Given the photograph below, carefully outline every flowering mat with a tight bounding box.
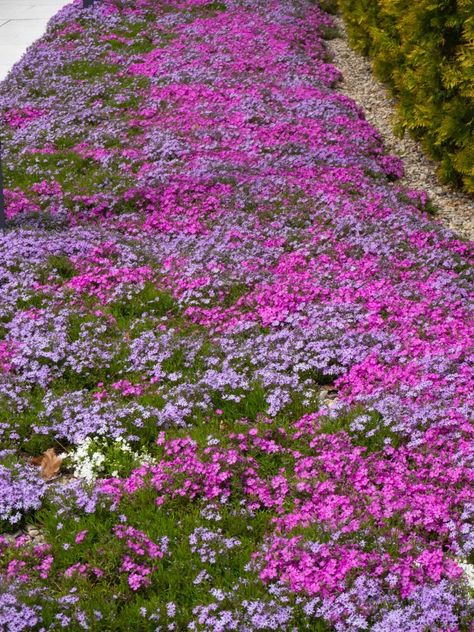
[0,0,473,630]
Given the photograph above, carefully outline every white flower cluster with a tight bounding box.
[65,436,154,483]
[458,559,474,592]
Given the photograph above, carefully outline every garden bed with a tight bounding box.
[0,0,473,629]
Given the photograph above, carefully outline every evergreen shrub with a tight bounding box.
[336,0,474,192]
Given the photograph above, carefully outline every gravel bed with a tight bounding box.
[327,16,474,242]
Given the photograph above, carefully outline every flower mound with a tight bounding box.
[0,0,472,630]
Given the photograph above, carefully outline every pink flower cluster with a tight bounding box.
[114,525,166,590]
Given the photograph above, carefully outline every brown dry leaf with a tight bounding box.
[34,448,62,480]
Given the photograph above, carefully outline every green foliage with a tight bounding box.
[63,60,120,80]
[318,405,403,452]
[29,451,329,631]
[318,0,339,15]
[336,0,474,192]
[108,282,179,329]
[40,255,76,282]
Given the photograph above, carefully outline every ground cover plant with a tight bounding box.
[0,0,473,629]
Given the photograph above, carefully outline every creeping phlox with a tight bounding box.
[0,0,472,629]
[64,436,154,483]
